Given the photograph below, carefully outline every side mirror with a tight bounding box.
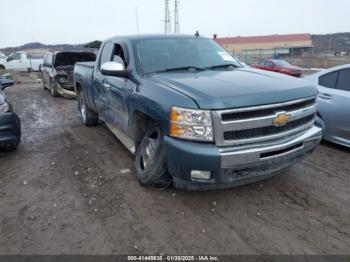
[0,79,14,90]
[6,57,12,62]
[101,62,130,78]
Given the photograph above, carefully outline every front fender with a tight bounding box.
[128,80,198,135]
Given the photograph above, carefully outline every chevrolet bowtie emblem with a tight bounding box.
[273,112,291,126]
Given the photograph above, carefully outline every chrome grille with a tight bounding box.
[212,97,317,147]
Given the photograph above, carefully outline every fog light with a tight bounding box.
[191,170,211,180]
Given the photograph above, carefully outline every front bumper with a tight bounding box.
[165,126,322,190]
[56,83,76,99]
[0,112,21,150]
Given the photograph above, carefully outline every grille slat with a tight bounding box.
[223,115,315,141]
[221,99,316,122]
[213,97,317,146]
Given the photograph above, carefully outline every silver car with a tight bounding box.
[305,64,350,147]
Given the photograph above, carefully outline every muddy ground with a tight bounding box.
[0,80,349,255]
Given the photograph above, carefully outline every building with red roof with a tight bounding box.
[213,33,313,57]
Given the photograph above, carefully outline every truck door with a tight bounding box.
[6,52,26,71]
[42,53,53,86]
[93,42,114,121]
[317,68,350,143]
[105,43,136,132]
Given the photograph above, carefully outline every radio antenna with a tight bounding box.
[135,7,144,75]
[135,7,140,36]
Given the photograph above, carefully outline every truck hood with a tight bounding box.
[147,68,317,110]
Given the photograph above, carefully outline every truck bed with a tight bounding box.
[74,62,96,111]
[75,62,95,68]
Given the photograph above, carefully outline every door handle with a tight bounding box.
[319,93,332,100]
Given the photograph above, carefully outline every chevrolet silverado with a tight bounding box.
[73,34,322,190]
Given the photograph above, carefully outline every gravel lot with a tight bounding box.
[0,80,349,255]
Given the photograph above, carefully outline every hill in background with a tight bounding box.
[0,42,88,55]
[312,32,350,53]
[1,32,350,55]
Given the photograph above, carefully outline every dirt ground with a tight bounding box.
[0,80,349,255]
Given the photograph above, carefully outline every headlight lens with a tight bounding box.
[0,102,10,113]
[170,107,213,141]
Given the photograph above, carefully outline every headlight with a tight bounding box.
[57,76,68,83]
[170,107,213,142]
[0,102,10,113]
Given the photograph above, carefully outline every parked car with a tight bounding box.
[304,64,350,147]
[73,34,322,190]
[0,51,43,71]
[234,57,250,68]
[252,59,303,77]
[0,76,21,151]
[41,51,96,98]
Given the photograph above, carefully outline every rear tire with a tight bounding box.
[134,123,172,189]
[78,91,98,126]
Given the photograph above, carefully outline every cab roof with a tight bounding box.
[105,34,208,42]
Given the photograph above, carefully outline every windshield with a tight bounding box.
[133,37,241,74]
[273,60,292,67]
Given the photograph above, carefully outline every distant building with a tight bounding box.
[214,33,313,58]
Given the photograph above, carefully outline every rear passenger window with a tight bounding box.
[319,71,339,89]
[266,61,274,67]
[336,69,350,92]
[99,42,114,69]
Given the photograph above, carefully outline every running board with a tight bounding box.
[105,123,136,155]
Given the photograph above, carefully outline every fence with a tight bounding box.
[234,48,350,70]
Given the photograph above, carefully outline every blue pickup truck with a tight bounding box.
[73,34,322,190]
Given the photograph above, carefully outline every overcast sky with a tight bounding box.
[0,0,349,48]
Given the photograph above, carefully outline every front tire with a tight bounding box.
[42,74,47,90]
[78,91,98,126]
[134,123,172,188]
[50,80,59,97]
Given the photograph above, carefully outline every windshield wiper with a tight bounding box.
[147,66,206,74]
[207,64,239,70]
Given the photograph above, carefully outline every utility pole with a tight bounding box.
[164,0,171,34]
[328,33,333,53]
[174,0,180,34]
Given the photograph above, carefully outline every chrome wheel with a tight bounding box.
[138,131,159,172]
[80,96,87,124]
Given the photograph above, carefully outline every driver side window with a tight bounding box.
[112,44,127,68]
[12,53,22,60]
[99,42,114,70]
